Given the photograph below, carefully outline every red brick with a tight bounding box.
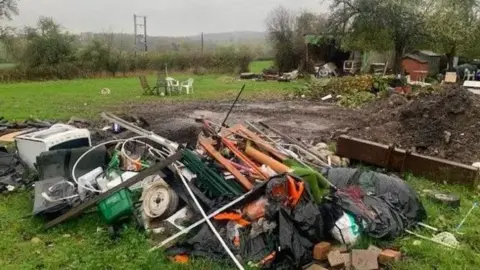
[378,249,402,265]
[342,253,352,268]
[313,242,331,261]
[332,245,348,253]
[328,250,345,268]
[352,249,379,270]
[306,264,328,270]
[367,245,382,255]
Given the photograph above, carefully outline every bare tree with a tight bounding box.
[266,6,297,72]
[0,0,18,20]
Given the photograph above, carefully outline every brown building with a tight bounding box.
[402,54,429,81]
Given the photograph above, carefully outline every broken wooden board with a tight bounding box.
[445,72,457,83]
[336,135,479,187]
[44,150,183,230]
[0,128,37,143]
[199,138,253,190]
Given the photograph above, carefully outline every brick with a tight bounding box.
[328,250,345,268]
[332,245,348,253]
[306,263,328,270]
[378,249,402,265]
[367,245,382,255]
[342,253,352,268]
[313,242,331,261]
[352,249,379,270]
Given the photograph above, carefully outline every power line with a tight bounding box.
[133,14,148,56]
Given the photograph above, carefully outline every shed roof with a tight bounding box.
[418,50,442,57]
[403,54,428,63]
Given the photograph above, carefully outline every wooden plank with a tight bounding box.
[199,139,253,190]
[445,72,457,83]
[336,135,479,187]
[44,150,183,230]
[0,128,37,143]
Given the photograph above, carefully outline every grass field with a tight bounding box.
[0,73,300,120]
[248,60,273,73]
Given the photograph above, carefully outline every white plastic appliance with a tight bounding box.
[15,124,91,169]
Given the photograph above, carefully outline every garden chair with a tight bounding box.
[180,78,194,94]
[155,71,167,95]
[138,75,155,95]
[166,77,180,95]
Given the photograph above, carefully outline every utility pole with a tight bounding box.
[133,14,148,56]
[201,32,204,54]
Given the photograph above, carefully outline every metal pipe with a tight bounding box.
[405,230,458,249]
[258,121,330,167]
[149,189,253,252]
[219,84,246,130]
[172,165,244,270]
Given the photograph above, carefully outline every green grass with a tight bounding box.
[0,192,229,270]
[0,73,301,120]
[352,174,480,270]
[0,63,16,69]
[249,60,273,73]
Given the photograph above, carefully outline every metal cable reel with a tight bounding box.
[142,175,179,219]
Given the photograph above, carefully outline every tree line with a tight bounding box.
[0,2,253,82]
[267,0,480,73]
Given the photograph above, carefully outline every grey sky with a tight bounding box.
[10,0,330,36]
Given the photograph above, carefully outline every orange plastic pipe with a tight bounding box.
[199,139,253,190]
[245,145,291,174]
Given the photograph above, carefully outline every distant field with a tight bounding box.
[0,63,16,69]
[249,60,273,73]
[0,72,300,120]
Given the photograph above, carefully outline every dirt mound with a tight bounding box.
[348,87,480,164]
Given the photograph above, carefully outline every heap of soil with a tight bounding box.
[347,86,480,164]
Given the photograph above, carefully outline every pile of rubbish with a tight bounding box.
[0,111,430,269]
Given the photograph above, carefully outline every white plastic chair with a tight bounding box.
[464,69,476,81]
[166,77,180,95]
[180,78,194,94]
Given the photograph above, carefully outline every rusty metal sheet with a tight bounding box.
[336,135,479,187]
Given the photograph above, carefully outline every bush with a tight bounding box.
[338,90,377,108]
[302,75,385,107]
[0,49,254,82]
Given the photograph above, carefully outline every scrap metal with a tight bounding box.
[336,135,479,187]
[44,150,183,230]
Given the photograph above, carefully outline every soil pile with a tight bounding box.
[348,87,480,164]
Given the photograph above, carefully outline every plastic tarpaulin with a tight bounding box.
[326,168,426,239]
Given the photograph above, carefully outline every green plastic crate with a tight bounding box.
[97,188,134,224]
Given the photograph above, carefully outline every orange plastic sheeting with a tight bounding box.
[245,145,291,174]
[199,139,253,190]
[214,212,251,226]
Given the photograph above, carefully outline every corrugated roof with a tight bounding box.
[403,54,428,63]
[418,50,442,57]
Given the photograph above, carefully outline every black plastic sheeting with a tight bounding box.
[0,150,29,192]
[325,168,426,239]
[167,175,324,270]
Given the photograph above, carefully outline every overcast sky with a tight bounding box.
[9,0,330,36]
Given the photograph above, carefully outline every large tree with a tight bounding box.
[426,0,480,69]
[330,0,431,73]
[266,6,296,72]
[0,0,17,20]
[22,17,77,67]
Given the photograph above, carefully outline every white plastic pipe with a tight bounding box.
[149,190,252,252]
[172,165,244,270]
